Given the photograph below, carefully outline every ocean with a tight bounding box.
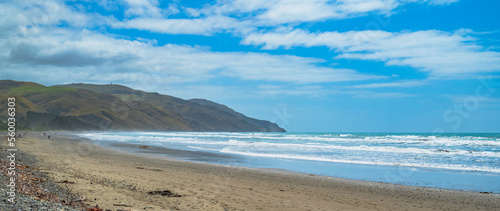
[78,132,500,193]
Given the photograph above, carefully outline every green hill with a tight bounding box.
[0,80,285,132]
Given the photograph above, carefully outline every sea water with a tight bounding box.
[78,132,500,193]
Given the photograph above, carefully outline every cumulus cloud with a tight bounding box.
[242,29,500,77]
[5,0,494,106]
[247,0,456,22]
[218,53,382,83]
[0,0,381,87]
[0,0,89,32]
[7,29,141,67]
[122,0,162,18]
[112,16,244,35]
[200,0,436,24]
[0,0,479,100]
[112,0,459,35]
[1,26,379,88]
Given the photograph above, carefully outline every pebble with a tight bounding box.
[0,143,84,211]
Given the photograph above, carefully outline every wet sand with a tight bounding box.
[11,132,500,210]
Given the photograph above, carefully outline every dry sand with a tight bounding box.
[10,132,500,210]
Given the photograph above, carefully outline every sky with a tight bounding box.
[1,0,500,133]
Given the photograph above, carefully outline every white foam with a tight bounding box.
[78,132,500,174]
[79,133,500,158]
[219,149,500,173]
[217,141,500,158]
[187,146,219,151]
[339,134,353,137]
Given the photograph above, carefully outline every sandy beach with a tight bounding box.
[9,132,500,211]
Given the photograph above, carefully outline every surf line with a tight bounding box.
[6,97,17,203]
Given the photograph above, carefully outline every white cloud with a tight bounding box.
[242,29,395,50]
[0,0,89,32]
[166,3,181,15]
[0,0,380,86]
[348,80,427,88]
[250,0,347,24]
[201,0,429,24]
[111,0,459,35]
[257,84,337,97]
[242,29,500,77]
[202,0,456,24]
[1,26,380,88]
[158,85,254,101]
[218,53,382,83]
[185,7,201,17]
[256,84,416,98]
[0,0,471,101]
[333,0,399,17]
[399,0,458,6]
[122,0,162,18]
[354,92,416,98]
[112,16,244,35]
[421,0,459,6]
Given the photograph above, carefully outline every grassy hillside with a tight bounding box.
[0,80,285,132]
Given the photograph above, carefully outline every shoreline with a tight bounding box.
[8,132,500,210]
[96,135,500,194]
[85,131,500,194]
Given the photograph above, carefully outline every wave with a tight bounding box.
[224,141,500,158]
[219,148,500,174]
[79,132,500,175]
[79,133,500,158]
[81,132,500,146]
[187,146,220,151]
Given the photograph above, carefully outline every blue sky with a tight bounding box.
[1,0,500,132]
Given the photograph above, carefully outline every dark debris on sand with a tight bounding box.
[147,190,182,197]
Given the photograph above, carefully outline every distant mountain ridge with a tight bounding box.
[0,80,285,132]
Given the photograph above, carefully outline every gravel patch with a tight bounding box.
[0,138,86,211]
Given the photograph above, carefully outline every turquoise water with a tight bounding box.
[79,132,500,193]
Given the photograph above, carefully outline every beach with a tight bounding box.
[7,132,500,210]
